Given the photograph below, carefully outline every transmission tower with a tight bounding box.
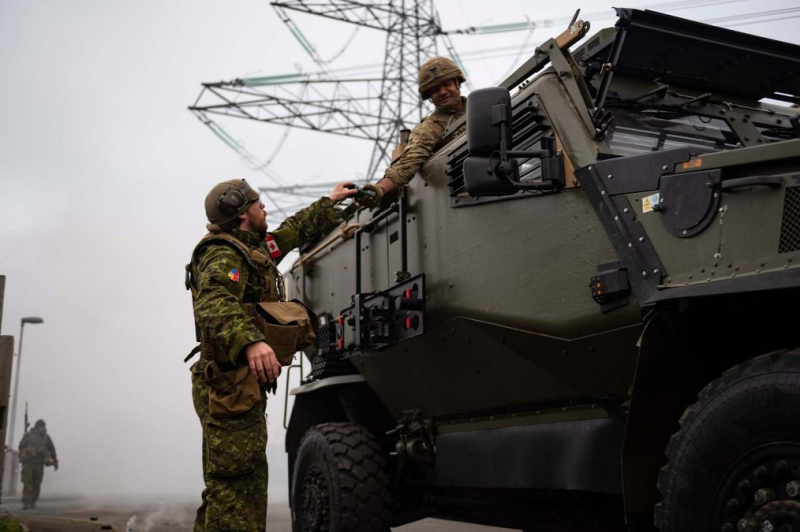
[190,0,469,182]
[188,0,769,202]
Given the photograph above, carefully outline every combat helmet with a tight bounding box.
[418,57,466,101]
[34,419,45,429]
[205,179,261,225]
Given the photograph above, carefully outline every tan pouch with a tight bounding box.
[203,361,261,418]
[253,301,318,366]
[18,447,34,462]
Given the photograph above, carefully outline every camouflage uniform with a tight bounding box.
[19,427,57,509]
[189,196,340,532]
[383,96,467,188]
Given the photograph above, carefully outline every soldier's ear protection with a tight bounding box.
[217,181,255,216]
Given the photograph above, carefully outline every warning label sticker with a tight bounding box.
[642,193,660,214]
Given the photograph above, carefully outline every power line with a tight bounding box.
[248,6,797,84]
[190,110,288,217]
[190,0,797,211]
[725,13,800,28]
[703,7,800,25]
[191,0,440,182]
[441,0,749,35]
[201,2,782,93]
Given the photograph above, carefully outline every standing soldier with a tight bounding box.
[18,419,58,510]
[357,57,467,207]
[186,179,357,531]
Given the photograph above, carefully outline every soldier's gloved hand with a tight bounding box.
[355,183,385,209]
[245,341,281,383]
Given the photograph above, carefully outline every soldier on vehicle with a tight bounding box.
[18,419,58,510]
[358,57,467,207]
[186,178,357,531]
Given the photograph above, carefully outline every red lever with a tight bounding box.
[337,315,345,349]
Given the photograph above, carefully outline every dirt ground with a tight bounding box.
[3,495,513,532]
[4,495,196,532]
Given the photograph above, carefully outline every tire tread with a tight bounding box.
[297,422,391,531]
[654,348,800,531]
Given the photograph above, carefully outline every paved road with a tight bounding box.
[3,496,515,532]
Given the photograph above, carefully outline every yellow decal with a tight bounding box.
[642,193,659,214]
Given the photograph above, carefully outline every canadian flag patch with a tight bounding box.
[266,234,282,258]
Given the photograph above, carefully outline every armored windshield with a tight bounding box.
[576,9,800,157]
[604,103,739,157]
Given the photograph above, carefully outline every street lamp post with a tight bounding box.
[6,317,43,496]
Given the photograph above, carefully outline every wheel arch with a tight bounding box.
[285,376,396,499]
[621,289,800,528]
[291,422,393,531]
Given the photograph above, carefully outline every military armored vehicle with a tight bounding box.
[282,8,800,531]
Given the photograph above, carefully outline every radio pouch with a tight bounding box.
[251,301,318,366]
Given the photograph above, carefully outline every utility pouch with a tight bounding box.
[251,301,318,366]
[18,447,34,462]
[202,361,261,418]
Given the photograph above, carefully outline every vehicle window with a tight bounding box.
[605,107,739,156]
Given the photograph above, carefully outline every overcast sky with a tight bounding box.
[1,0,798,505]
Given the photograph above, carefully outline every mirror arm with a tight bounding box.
[498,113,510,161]
[483,96,562,193]
[496,116,556,159]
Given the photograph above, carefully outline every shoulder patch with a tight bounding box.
[266,234,282,258]
[228,269,240,282]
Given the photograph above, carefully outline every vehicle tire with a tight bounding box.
[655,349,800,532]
[291,422,391,532]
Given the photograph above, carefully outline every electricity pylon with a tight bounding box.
[189,0,467,183]
[188,0,759,201]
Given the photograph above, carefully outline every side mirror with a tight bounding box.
[464,157,519,196]
[465,88,517,195]
[463,87,564,197]
[467,88,513,156]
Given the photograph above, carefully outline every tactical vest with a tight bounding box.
[187,230,285,304]
[19,433,53,464]
[186,230,317,417]
[413,103,466,157]
[431,100,467,149]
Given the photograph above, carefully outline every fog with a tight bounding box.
[1,0,797,507]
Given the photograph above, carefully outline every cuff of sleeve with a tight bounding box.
[228,329,266,365]
[383,169,405,188]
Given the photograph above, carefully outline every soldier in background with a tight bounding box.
[18,419,58,510]
[358,57,467,207]
[186,179,356,531]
